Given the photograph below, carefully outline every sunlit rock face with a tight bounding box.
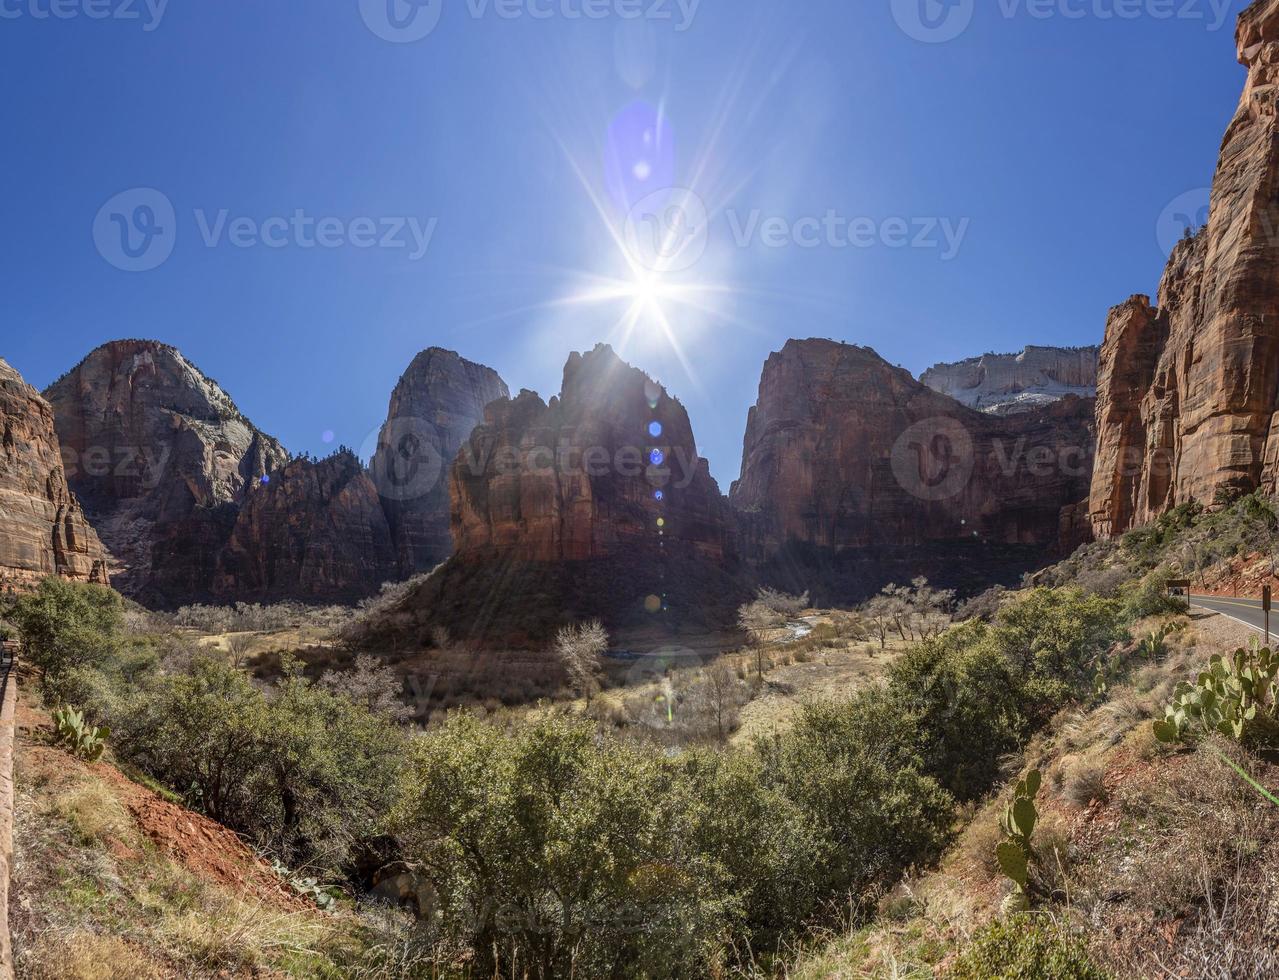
[370,345,751,646]
[370,348,509,577]
[44,340,291,603]
[1090,0,1279,537]
[921,346,1099,415]
[730,340,1095,592]
[0,357,109,590]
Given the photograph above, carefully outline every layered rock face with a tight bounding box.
[731,340,1095,573]
[0,358,109,590]
[369,348,508,576]
[214,451,399,603]
[1090,0,1279,537]
[44,340,510,607]
[44,341,291,603]
[921,346,1099,414]
[381,345,749,644]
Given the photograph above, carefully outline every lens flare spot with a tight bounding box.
[648,421,663,438]
[650,450,665,466]
[654,490,664,502]
[645,594,662,614]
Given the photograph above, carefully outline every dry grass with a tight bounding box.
[24,932,167,980]
[51,778,135,847]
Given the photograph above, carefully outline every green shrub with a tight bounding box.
[884,624,1027,802]
[947,915,1109,979]
[115,657,404,869]
[756,697,956,906]
[4,578,124,697]
[390,714,735,978]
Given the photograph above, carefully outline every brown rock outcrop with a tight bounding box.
[731,340,1095,591]
[374,345,750,645]
[369,348,508,576]
[214,451,399,603]
[0,358,108,590]
[921,346,1099,414]
[1091,0,1279,536]
[44,341,291,603]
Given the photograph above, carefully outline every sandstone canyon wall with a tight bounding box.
[374,345,750,645]
[0,358,108,590]
[1091,0,1279,537]
[44,340,506,606]
[731,340,1095,597]
[369,348,509,576]
[921,346,1099,414]
[44,341,292,603]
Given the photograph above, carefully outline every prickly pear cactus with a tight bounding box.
[1153,646,1279,748]
[996,769,1041,913]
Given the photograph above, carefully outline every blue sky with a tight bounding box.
[1,0,1247,485]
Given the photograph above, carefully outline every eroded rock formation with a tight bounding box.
[214,451,399,603]
[44,341,291,603]
[370,348,508,576]
[1090,0,1279,537]
[731,340,1095,593]
[921,346,1099,414]
[0,357,108,590]
[43,340,511,606]
[374,345,750,645]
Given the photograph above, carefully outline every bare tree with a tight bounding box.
[225,633,256,670]
[554,620,609,703]
[699,661,741,741]
[737,600,779,680]
[320,654,414,722]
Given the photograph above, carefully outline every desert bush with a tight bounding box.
[320,653,413,722]
[114,656,404,869]
[947,915,1110,979]
[755,697,956,907]
[755,587,810,618]
[390,714,735,978]
[4,578,124,697]
[1064,760,1108,808]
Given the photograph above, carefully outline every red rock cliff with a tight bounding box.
[214,451,399,604]
[369,348,508,576]
[0,357,109,590]
[1091,0,1279,536]
[373,345,749,645]
[44,341,291,603]
[731,340,1095,558]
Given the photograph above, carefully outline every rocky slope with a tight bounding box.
[921,345,1099,414]
[44,341,291,603]
[0,358,109,589]
[731,340,1095,596]
[1091,0,1279,537]
[370,345,750,645]
[369,348,509,576]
